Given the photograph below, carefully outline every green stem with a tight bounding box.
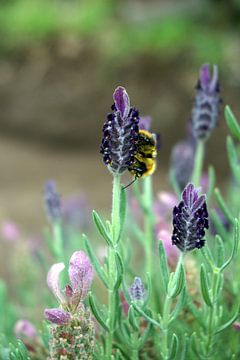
[53,221,64,262]
[106,175,122,359]
[143,176,155,283]
[162,254,184,359]
[192,140,205,187]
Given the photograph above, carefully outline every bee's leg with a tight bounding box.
[123,176,138,190]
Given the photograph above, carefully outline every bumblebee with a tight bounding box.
[125,129,157,188]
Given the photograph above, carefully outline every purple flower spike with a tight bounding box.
[44,308,71,325]
[139,116,152,131]
[129,277,146,302]
[44,181,61,222]
[192,64,221,140]
[69,251,93,300]
[172,183,209,252]
[47,263,66,304]
[100,86,139,174]
[14,320,37,339]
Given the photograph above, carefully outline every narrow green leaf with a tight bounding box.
[201,245,215,270]
[168,333,179,360]
[225,105,240,141]
[92,210,113,247]
[89,293,109,332]
[211,209,229,243]
[114,251,124,291]
[83,234,108,288]
[214,188,234,225]
[187,297,205,328]
[158,240,170,293]
[220,218,239,271]
[200,264,212,307]
[215,305,240,334]
[227,136,240,184]
[207,165,215,200]
[169,288,186,323]
[216,235,225,268]
[169,264,185,299]
[143,272,152,307]
[132,304,161,328]
[169,169,181,198]
[128,305,139,331]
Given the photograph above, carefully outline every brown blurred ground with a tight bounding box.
[0,40,238,232]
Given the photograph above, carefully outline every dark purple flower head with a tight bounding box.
[170,140,195,190]
[44,181,61,223]
[192,64,221,140]
[100,86,139,174]
[172,184,209,252]
[129,277,145,302]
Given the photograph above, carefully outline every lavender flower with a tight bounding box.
[100,86,139,174]
[170,140,195,190]
[44,181,61,222]
[192,64,221,140]
[45,251,93,321]
[129,277,146,302]
[172,183,209,252]
[45,251,95,358]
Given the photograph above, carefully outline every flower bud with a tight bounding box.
[69,251,93,300]
[129,277,146,302]
[44,308,71,325]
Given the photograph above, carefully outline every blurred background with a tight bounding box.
[0,0,239,231]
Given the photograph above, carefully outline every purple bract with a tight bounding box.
[172,183,209,252]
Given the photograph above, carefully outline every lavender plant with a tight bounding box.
[2,65,240,360]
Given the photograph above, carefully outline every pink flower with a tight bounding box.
[1,221,20,243]
[14,320,37,339]
[158,229,179,267]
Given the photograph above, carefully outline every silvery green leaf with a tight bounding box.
[214,188,234,225]
[114,251,124,291]
[92,210,113,247]
[168,333,179,360]
[158,240,170,293]
[216,235,225,268]
[225,105,240,141]
[83,234,108,288]
[227,136,240,184]
[169,264,185,299]
[220,218,239,271]
[200,264,212,307]
[215,305,240,334]
[128,305,139,331]
[89,292,109,332]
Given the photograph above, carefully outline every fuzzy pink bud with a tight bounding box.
[68,251,93,300]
